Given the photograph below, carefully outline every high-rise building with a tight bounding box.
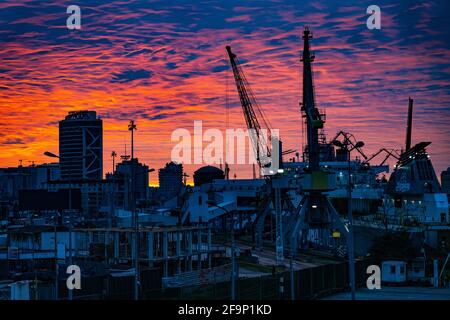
[59,111,103,181]
[442,167,450,195]
[158,162,183,199]
[114,158,149,208]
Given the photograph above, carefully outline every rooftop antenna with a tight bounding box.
[183,172,189,185]
[121,143,130,161]
[128,120,137,160]
[111,151,117,173]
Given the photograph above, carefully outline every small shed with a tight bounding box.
[382,261,407,283]
[407,257,426,281]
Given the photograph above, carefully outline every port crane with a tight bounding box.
[226,45,277,171]
[225,46,297,172]
[226,28,349,266]
[226,45,299,264]
[285,28,349,259]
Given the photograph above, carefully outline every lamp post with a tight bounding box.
[331,139,364,300]
[52,212,60,300]
[207,201,237,300]
[45,152,64,300]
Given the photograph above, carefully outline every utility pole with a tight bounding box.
[347,147,356,300]
[231,211,236,301]
[128,120,136,161]
[54,214,58,300]
[111,151,117,174]
[274,186,284,266]
[206,201,237,300]
[68,182,73,300]
[290,254,294,300]
[111,151,117,231]
[331,137,363,301]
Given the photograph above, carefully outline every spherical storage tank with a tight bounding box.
[193,166,225,186]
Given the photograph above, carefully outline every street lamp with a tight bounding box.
[331,139,364,300]
[207,200,237,301]
[44,151,73,300]
[51,212,61,300]
[44,151,60,159]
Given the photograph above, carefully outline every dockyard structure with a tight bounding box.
[387,100,449,225]
[1,27,450,300]
[0,225,213,280]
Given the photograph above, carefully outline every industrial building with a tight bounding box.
[193,166,225,186]
[114,158,150,205]
[0,163,60,218]
[0,26,449,301]
[158,162,183,200]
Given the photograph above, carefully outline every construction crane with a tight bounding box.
[226,45,289,264]
[364,148,400,166]
[226,46,274,171]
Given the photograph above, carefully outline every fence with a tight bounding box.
[30,259,371,300]
[162,264,231,288]
[142,259,372,300]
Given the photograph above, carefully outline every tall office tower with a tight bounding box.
[115,158,150,207]
[59,111,103,181]
[158,161,183,199]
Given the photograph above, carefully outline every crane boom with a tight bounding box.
[226,46,272,169]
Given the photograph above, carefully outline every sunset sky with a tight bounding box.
[0,0,449,185]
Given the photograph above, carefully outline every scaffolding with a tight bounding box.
[71,225,213,278]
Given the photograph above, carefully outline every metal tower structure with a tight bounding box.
[226,45,273,169]
[285,28,348,257]
[226,45,288,264]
